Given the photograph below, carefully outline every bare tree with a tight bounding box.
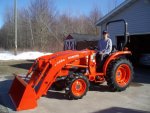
[2,8,14,49]
[29,0,59,51]
[26,9,34,50]
[87,5,102,35]
[0,0,102,52]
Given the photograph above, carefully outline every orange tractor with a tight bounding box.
[9,19,133,111]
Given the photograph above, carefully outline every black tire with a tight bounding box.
[65,73,89,99]
[106,58,133,91]
[51,80,66,91]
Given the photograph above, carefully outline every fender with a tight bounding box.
[103,51,132,75]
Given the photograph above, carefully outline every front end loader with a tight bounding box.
[9,19,134,111]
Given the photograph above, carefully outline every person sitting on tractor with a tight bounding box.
[97,30,112,69]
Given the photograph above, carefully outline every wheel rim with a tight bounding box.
[71,79,87,97]
[115,64,131,87]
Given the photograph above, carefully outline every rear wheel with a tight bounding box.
[65,73,89,99]
[106,58,133,91]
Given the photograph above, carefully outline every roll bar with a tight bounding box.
[105,19,128,50]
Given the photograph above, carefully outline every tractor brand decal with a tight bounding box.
[68,55,79,59]
[55,59,65,66]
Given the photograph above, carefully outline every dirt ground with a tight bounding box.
[0,60,150,113]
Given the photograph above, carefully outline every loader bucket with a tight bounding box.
[9,75,37,111]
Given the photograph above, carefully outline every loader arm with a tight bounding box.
[9,50,93,110]
[35,50,93,98]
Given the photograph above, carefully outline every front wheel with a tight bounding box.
[65,73,89,99]
[106,58,133,91]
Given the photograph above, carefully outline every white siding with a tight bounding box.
[100,0,150,45]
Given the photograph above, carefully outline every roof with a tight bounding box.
[96,0,137,26]
[66,33,99,42]
[65,34,74,40]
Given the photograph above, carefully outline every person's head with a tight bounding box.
[102,30,109,39]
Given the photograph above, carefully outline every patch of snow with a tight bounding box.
[0,51,52,60]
